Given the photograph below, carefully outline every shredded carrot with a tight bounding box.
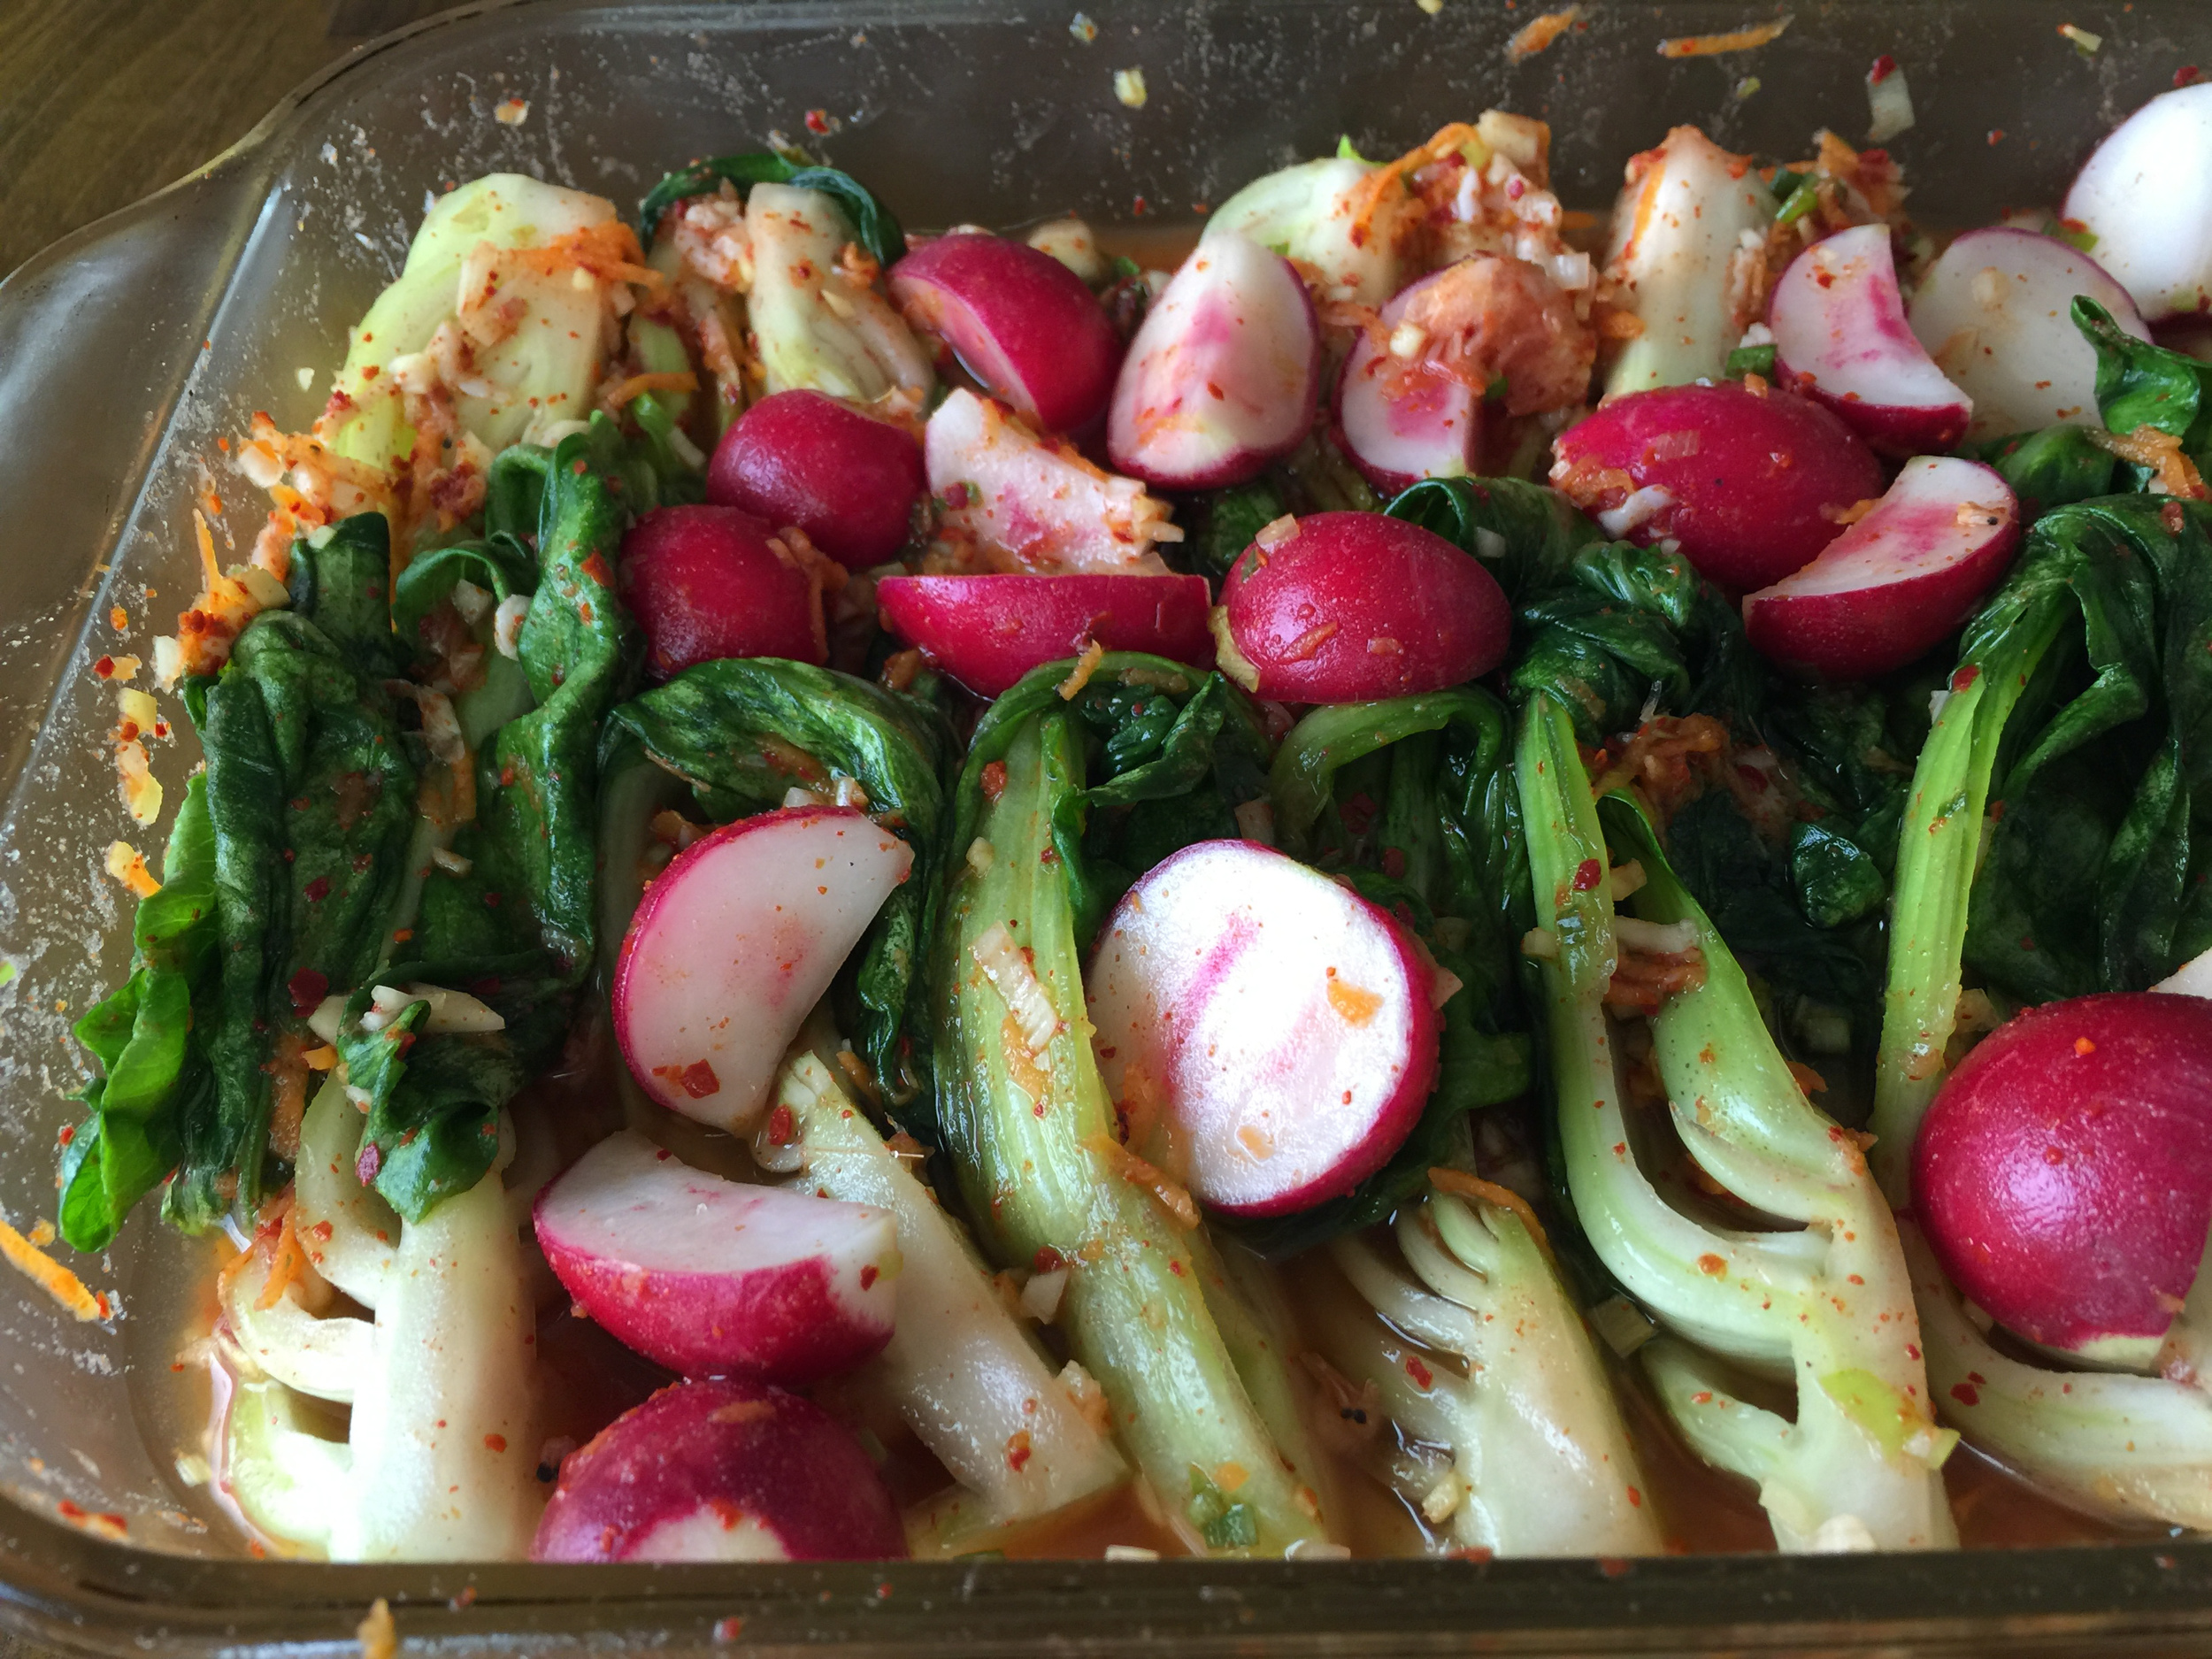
[0,1217,106,1321]
[2085,424,2208,500]
[1427,1167,1556,1261]
[1507,5,1583,62]
[1057,639,1106,701]
[1348,121,1488,244]
[1083,1133,1200,1229]
[1657,18,1792,58]
[254,1208,306,1311]
[603,370,699,410]
[104,841,160,899]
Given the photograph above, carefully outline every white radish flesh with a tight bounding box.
[2062,83,2212,322]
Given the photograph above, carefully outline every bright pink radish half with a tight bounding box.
[1216,511,1510,702]
[1742,456,2018,680]
[2062,83,2212,322]
[705,390,925,569]
[876,572,1212,695]
[1914,993,2212,1369]
[533,1378,907,1562]
[1106,232,1321,489]
[1338,257,1594,494]
[620,505,826,679]
[1770,223,1972,455]
[534,1132,898,1383]
[1086,840,1440,1217]
[1550,383,1882,594]
[889,233,1124,434]
[1909,227,2150,439]
[614,806,912,1132]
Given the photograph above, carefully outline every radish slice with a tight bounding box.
[1742,456,2019,680]
[1909,227,2151,439]
[2062,83,2212,323]
[1770,223,1972,455]
[532,1378,908,1562]
[1106,232,1321,489]
[876,572,1213,695]
[613,805,913,1133]
[534,1131,899,1384]
[1085,840,1441,1218]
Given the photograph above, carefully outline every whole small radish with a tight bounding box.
[876,572,1213,695]
[1213,512,1509,703]
[1742,456,2020,679]
[890,232,1124,434]
[620,504,829,678]
[533,1378,908,1562]
[1915,992,2212,1371]
[706,390,924,569]
[1550,382,1882,594]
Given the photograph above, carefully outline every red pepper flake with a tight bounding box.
[483,891,502,908]
[1696,1252,1727,1276]
[1868,52,1898,83]
[860,1263,879,1289]
[2179,65,2203,88]
[1033,1245,1067,1273]
[1627,1486,1643,1508]
[2074,1036,2097,1056]
[2163,501,2188,534]
[1168,1257,1186,1277]
[1340,793,1378,838]
[1571,857,1603,891]
[484,1433,508,1453]
[1950,664,1981,693]
[1131,194,1148,216]
[765,1102,796,1146]
[1599,1557,1633,1580]
[1404,1355,1434,1389]
[303,877,331,902]
[980,759,1008,803]
[1987,128,2007,146]
[581,550,612,588]
[357,1143,382,1183]
[287,968,329,1018]
[57,1124,76,1148]
[803,108,833,135]
[1380,845,1407,879]
[1950,1380,1980,1407]
[93,656,116,679]
[652,1059,722,1099]
[1005,1429,1033,1471]
[712,1617,746,1643]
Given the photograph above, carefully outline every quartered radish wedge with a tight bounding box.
[876,572,1213,695]
[2062,82,2212,322]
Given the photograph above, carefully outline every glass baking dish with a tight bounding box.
[3,0,2210,1649]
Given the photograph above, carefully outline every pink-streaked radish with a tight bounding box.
[613,806,912,1133]
[534,1132,898,1384]
[1914,993,2212,1370]
[1909,227,2151,439]
[1549,383,1882,595]
[1337,257,1594,494]
[889,234,1124,434]
[2062,83,2212,322]
[532,1378,908,1562]
[705,391,925,570]
[1085,840,1441,1217]
[1213,512,1509,702]
[926,388,1178,574]
[1742,456,2018,679]
[1105,232,1321,489]
[1770,223,1972,455]
[876,572,1212,696]
[619,505,827,679]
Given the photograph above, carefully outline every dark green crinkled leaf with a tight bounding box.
[1960,426,2120,521]
[337,991,529,1221]
[1182,479,1286,580]
[2076,296,2212,460]
[638,153,905,271]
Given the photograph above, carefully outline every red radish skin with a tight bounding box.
[889,233,1124,434]
[876,572,1213,696]
[2062,82,2212,322]
[534,1132,898,1384]
[614,806,912,1133]
[1107,232,1321,489]
[620,505,826,679]
[705,391,925,570]
[1214,512,1511,702]
[1742,456,2019,680]
[1086,840,1441,1217]
[1913,993,2212,1368]
[532,1378,907,1563]
[1770,223,1973,455]
[1549,383,1882,594]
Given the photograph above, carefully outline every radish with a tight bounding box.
[619,504,827,679]
[926,388,1177,575]
[705,390,925,570]
[1909,227,2151,440]
[1742,456,2019,680]
[534,1132,898,1383]
[1550,381,1882,595]
[1106,232,1321,489]
[876,572,1212,696]
[889,232,1125,434]
[1770,223,1972,455]
[1085,840,1441,1217]
[1206,156,1420,307]
[613,805,913,1133]
[532,1377,908,1562]
[1214,511,1509,703]
[1914,992,2212,1371]
[2062,83,2212,322]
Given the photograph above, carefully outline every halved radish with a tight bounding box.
[532,1378,908,1562]
[2062,83,2212,323]
[1550,382,1883,595]
[534,1132,898,1383]
[1909,227,2151,440]
[1742,456,2019,680]
[620,505,827,678]
[706,390,925,570]
[613,805,913,1132]
[1085,840,1441,1217]
[1770,223,1972,455]
[1105,232,1321,489]
[1214,511,1509,702]
[876,572,1212,696]
[927,388,1177,574]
